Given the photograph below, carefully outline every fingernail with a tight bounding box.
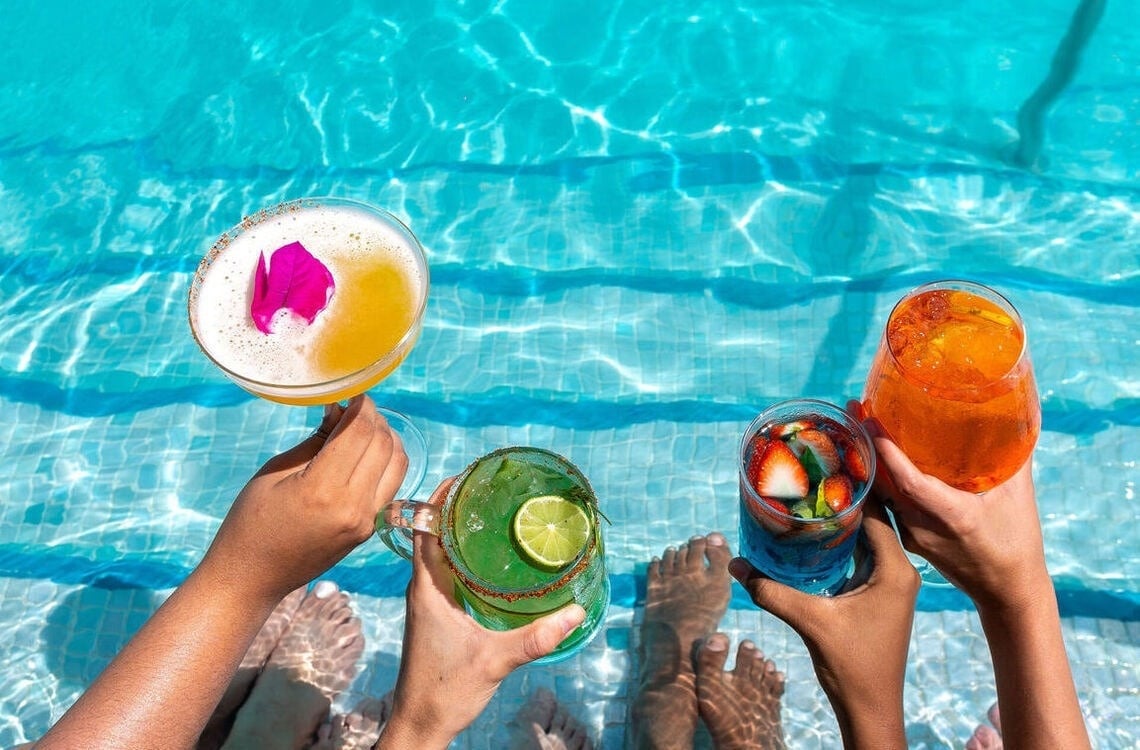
[312,580,338,599]
[727,558,749,579]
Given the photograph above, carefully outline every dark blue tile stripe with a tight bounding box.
[1,546,1136,620]
[1,131,1137,197]
[1,373,1138,437]
[1,259,1137,312]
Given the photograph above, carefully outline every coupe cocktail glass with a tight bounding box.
[188,197,430,496]
[378,447,610,663]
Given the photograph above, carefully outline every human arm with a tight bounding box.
[35,395,408,750]
[374,478,587,750]
[730,499,919,750]
[871,436,1091,750]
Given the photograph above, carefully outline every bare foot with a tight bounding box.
[198,587,307,750]
[695,635,785,750]
[630,533,732,750]
[966,702,1003,750]
[221,581,365,750]
[308,693,392,750]
[508,687,594,750]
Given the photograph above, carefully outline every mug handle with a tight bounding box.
[376,500,443,560]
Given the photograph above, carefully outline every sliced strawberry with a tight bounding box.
[768,419,813,439]
[816,474,853,515]
[748,439,810,500]
[840,438,871,483]
[743,495,794,532]
[762,497,790,515]
[744,435,770,490]
[789,428,841,482]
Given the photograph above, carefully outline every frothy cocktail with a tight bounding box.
[189,198,429,405]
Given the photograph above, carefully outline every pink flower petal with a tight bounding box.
[250,241,335,334]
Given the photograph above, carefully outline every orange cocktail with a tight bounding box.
[189,198,429,406]
[862,280,1040,493]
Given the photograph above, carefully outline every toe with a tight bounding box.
[695,632,731,679]
[734,640,758,681]
[764,661,786,698]
[703,532,732,570]
[987,702,1002,734]
[683,535,708,569]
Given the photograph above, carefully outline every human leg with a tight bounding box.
[629,533,732,750]
[221,581,364,750]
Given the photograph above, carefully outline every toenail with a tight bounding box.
[704,635,728,651]
[312,580,338,598]
[707,532,725,545]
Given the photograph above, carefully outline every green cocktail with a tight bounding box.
[378,446,609,663]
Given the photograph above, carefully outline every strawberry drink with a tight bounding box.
[738,399,876,595]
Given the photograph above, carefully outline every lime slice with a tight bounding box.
[511,494,592,571]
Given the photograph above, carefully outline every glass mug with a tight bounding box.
[738,399,876,595]
[378,446,610,663]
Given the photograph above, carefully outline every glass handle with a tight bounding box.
[376,500,442,560]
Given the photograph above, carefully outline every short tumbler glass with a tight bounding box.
[738,399,876,595]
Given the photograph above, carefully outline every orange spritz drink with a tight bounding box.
[862,280,1040,493]
[189,197,429,406]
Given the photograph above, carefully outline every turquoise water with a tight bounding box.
[2,0,1138,747]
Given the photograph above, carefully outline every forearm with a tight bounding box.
[813,658,908,750]
[36,567,279,750]
[975,573,1090,750]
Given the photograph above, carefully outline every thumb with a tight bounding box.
[502,603,586,669]
[729,557,819,636]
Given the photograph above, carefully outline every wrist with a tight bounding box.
[375,713,456,750]
[834,705,908,750]
[823,683,907,750]
[969,565,1055,620]
[190,552,289,614]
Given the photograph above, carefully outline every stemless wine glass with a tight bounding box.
[188,197,430,497]
[863,280,1041,584]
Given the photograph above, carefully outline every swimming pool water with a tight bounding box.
[2,1,1138,747]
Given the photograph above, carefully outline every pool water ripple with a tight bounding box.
[3,0,1139,746]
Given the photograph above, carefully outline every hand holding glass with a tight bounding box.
[862,280,1040,493]
[188,197,430,496]
[862,280,1041,585]
[738,399,875,596]
[378,447,610,663]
